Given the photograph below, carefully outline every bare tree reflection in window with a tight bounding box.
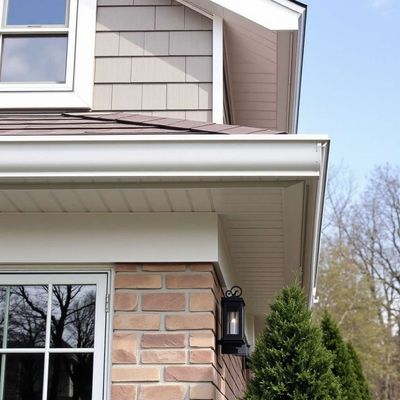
[49,285,96,400]
[7,286,48,348]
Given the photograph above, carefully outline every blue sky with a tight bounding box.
[298,0,400,182]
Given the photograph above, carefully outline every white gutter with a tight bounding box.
[0,134,328,180]
[308,140,330,308]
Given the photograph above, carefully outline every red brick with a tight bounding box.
[111,384,136,400]
[112,366,160,382]
[139,385,185,400]
[189,331,215,348]
[142,293,185,311]
[114,292,138,311]
[189,349,215,364]
[166,313,214,331]
[112,332,137,363]
[143,263,187,272]
[141,350,185,364]
[166,273,214,289]
[189,292,215,312]
[115,274,162,289]
[165,366,214,382]
[189,383,215,399]
[141,333,185,348]
[115,263,139,272]
[114,313,160,330]
[190,264,214,272]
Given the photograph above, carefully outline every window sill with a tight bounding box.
[0,90,92,109]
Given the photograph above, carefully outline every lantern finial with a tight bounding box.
[225,286,242,297]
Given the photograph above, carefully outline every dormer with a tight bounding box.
[0,0,306,133]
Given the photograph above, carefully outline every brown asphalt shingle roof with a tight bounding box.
[0,112,286,136]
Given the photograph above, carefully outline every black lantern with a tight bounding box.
[219,286,246,355]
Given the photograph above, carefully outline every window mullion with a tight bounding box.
[0,27,69,34]
[41,283,53,400]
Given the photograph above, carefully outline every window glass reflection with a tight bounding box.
[7,286,47,348]
[48,354,93,400]
[0,287,5,346]
[0,36,68,83]
[6,0,68,26]
[51,285,96,348]
[2,353,44,400]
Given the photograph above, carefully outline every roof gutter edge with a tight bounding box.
[0,135,329,181]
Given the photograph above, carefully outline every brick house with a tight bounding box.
[0,1,328,400]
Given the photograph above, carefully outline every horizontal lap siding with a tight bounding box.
[94,1,213,122]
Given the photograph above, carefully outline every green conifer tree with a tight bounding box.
[320,312,360,399]
[243,284,341,400]
[346,342,372,400]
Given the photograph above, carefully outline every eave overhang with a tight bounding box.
[178,0,306,31]
[0,133,328,315]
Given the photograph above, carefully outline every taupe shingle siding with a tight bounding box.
[94,2,213,121]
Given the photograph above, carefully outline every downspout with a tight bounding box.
[308,140,330,308]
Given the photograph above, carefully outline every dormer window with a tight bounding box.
[0,0,96,109]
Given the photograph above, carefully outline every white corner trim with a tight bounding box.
[0,135,329,179]
[212,15,224,124]
[289,11,306,133]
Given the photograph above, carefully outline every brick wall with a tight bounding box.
[94,0,213,122]
[111,263,247,400]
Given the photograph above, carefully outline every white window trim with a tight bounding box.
[0,270,110,400]
[0,0,96,109]
[212,15,223,124]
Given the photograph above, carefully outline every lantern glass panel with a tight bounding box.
[227,310,239,335]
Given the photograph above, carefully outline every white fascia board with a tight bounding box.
[0,134,329,180]
[177,0,305,30]
[289,10,307,133]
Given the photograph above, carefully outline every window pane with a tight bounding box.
[51,285,96,348]
[48,353,93,400]
[0,287,5,346]
[0,36,68,83]
[6,0,68,25]
[1,353,44,400]
[7,286,47,348]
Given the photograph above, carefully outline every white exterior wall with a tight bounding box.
[94,0,213,122]
[0,213,218,263]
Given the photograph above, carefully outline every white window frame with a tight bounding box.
[0,271,109,400]
[0,0,96,109]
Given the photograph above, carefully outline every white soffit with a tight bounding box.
[0,185,303,317]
